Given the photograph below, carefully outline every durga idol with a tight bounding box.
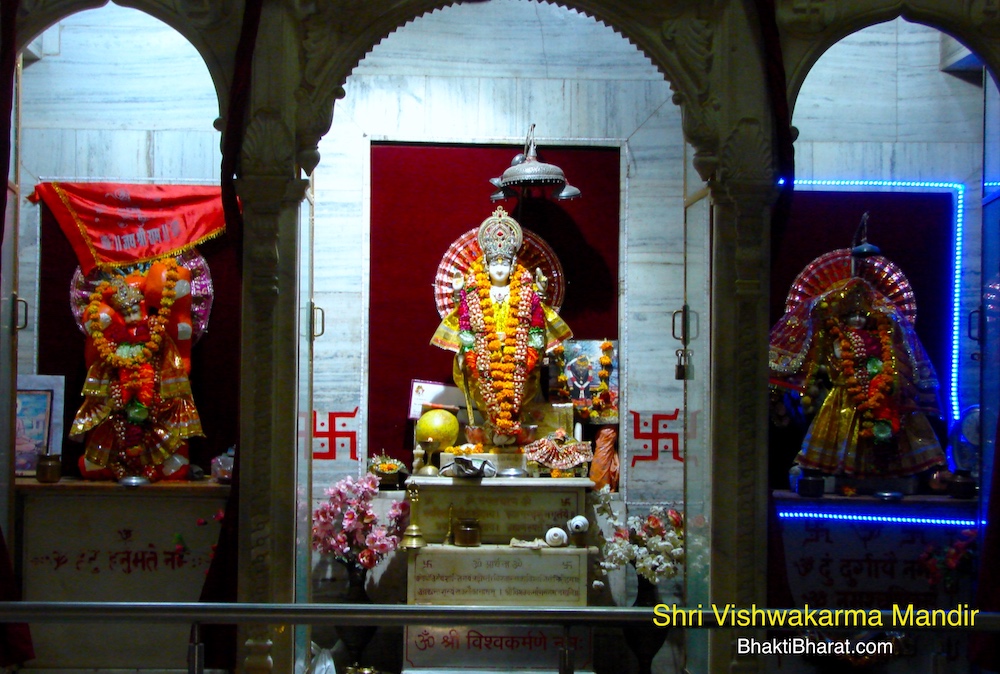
[432,206,572,447]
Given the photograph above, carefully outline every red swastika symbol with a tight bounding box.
[629,409,682,467]
[313,408,360,460]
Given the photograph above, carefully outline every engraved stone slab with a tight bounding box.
[403,624,592,671]
[407,545,589,606]
[18,482,229,669]
[407,476,593,543]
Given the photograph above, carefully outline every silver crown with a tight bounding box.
[477,206,523,263]
[110,278,143,312]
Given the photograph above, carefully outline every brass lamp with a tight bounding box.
[400,480,426,549]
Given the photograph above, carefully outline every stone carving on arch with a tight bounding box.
[779,0,1000,107]
[13,0,238,123]
[568,1,723,180]
[292,0,721,181]
[719,117,775,197]
[293,0,449,175]
[243,110,297,177]
[14,0,109,49]
[659,15,719,181]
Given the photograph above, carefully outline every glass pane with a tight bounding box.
[295,176,316,671]
[1,181,16,538]
[981,71,1000,523]
[683,190,711,673]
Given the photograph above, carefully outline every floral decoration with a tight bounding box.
[593,485,684,585]
[588,340,617,419]
[86,256,179,373]
[918,528,976,593]
[367,454,405,475]
[457,259,544,436]
[549,344,571,403]
[826,311,899,442]
[312,473,410,571]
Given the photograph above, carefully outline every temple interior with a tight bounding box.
[3,1,1000,673]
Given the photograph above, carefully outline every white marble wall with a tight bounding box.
[793,18,985,421]
[15,5,221,373]
[311,0,690,506]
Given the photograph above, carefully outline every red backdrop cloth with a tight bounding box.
[29,182,226,275]
[369,143,620,462]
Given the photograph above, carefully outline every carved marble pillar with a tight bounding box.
[708,180,774,674]
[236,174,309,672]
[230,0,312,668]
[700,7,779,672]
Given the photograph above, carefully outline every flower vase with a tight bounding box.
[335,564,376,667]
[622,574,668,674]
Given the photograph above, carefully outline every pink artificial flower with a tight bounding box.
[366,528,394,554]
[341,508,359,531]
[312,475,408,570]
[389,500,409,521]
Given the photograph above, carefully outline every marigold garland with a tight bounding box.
[826,311,898,441]
[590,339,616,416]
[85,257,180,376]
[550,344,571,403]
[459,259,542,436]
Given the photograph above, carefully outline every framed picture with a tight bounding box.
[16,374,65,475]
[549,339,619,424]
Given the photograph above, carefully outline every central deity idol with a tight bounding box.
[432,207,572,447]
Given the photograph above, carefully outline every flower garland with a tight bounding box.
[827,311,898,441]
[458,260,543,436]
[590,340,616,416]
[549,344,571,403]
[85,256,180,372]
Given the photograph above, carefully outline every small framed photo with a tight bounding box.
[16,374,65,475]
[549,339,619,424]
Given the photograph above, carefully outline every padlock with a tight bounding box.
[675,348,689,381]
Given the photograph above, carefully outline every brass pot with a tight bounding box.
[453,518,481,547]
[36,455,62,484]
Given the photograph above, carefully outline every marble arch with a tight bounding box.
[11,0,238,119]
[293,0,734,181]
[778,0,1000,106]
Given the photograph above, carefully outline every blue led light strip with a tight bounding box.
[792,179,965,424]
[777,509,979,528]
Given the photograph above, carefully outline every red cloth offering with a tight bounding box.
[29,182,225,274]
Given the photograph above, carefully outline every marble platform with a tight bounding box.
[405,476,593,544]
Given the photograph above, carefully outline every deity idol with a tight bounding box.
[770,269,945,478]
[70,256,204,481]
[432,207,572,446]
